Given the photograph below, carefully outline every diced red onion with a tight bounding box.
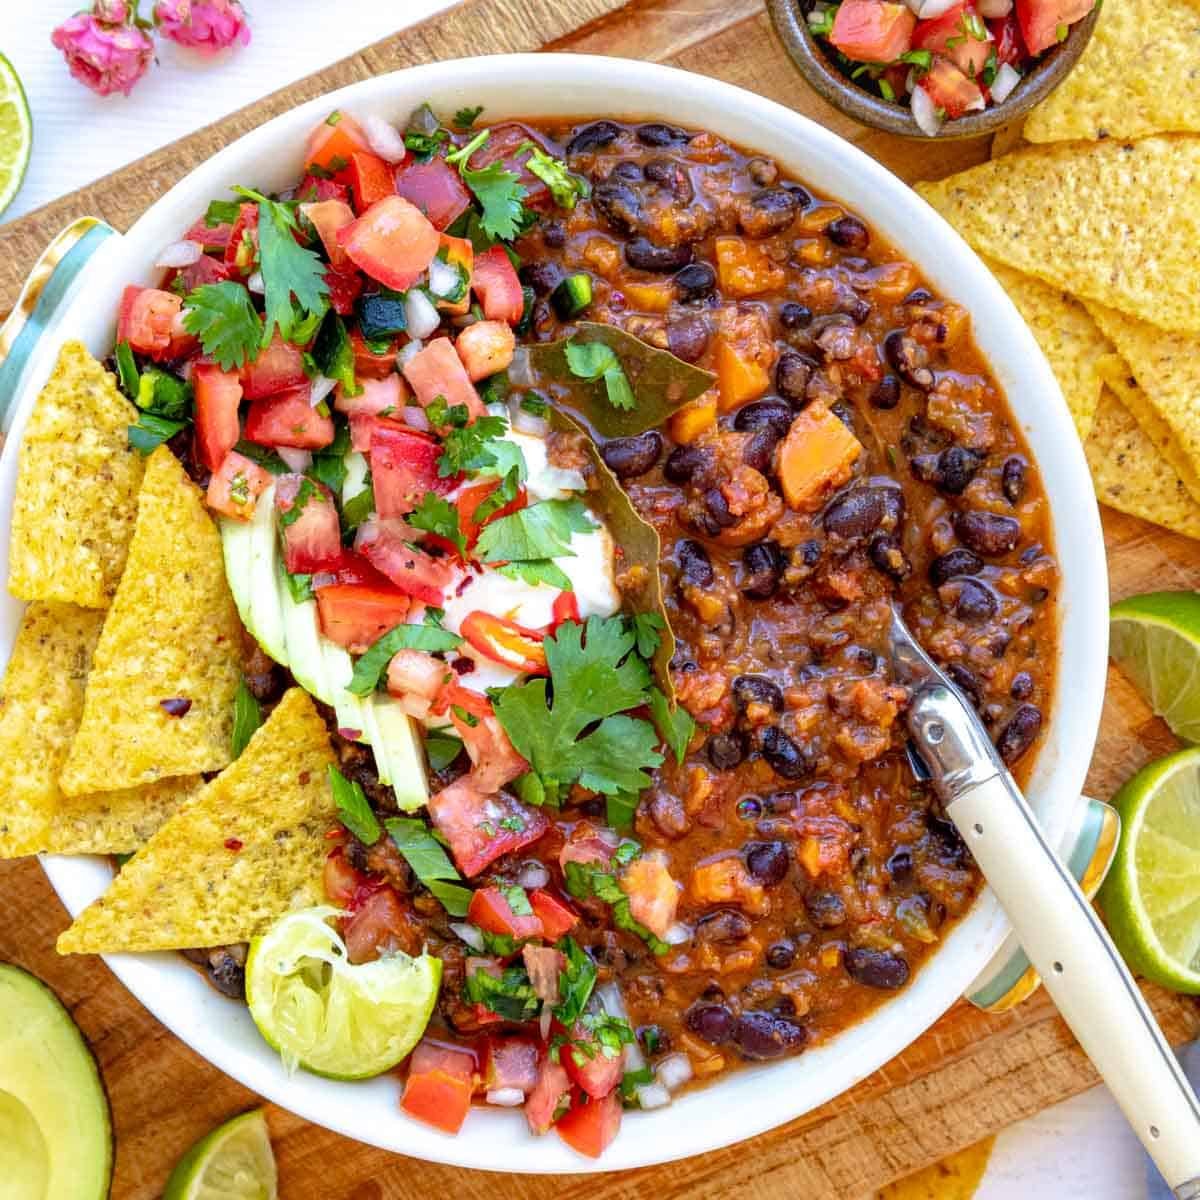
[509,395,549,437]
[361,112,408,164]
[990,61,1021,103]
[635,1082,672,1110]
[398,338,423,367]
[517,860,550,890]
[276,447,312,473]
[404,289,441,340]
[976,0,1012,14]
[663,921,692,946]
[911,83,945,137]
[655,1052,694,1092]
[309,374,338,408]
[449,922,485,952]
[155,239,203,269]
[402,405,431,433]
[247,270,265,295]
[485,1087,526,1107]
[507,348,535,389]
[314,572,339,590]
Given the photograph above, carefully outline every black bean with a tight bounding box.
[696,909,752,943]
[159,697,192,717]
[782,181,812,208]
[612,160,643,182]
[741,428,779,473]
[674,261,716,301]
[600,430,663,479]
[844,947,910,990]
[732,674,784,713]
[664,444,714,485]
[929,548,984,586]
[950,578,999,623]
[566,120,620,156]
[637,122,686,146]
[867,373,900,411]
[667,314,710,364]
[638,1024,671,1056]
[1010,671,1034,701]
[734,398,793,438]
[761,726,810,780]
[840,296,872,325]
[708,730,747,770]
[954,510,1022,558]
[884,330,934,389]
[937,446,981,495]
[738,188,799,239]
[869,533,911,582]
[927,814,969,868]
[946,663,982,709]
[798,539,822,567]
[625,236,693,273]
[685,1002,735,1044]
[826,215,869,249]
[766,939,796,969]
[909,452,942,485]
[206,949,246,999]
[732,1011,808,1060]
[592,179,640,235]
[519,260,563,296]
[776,350,817,407]
[745,840,790,885]
[741,540,785,599]
[886,848,913,883]
[703,487,736,528]
[804,890,846,929]
[643,157,693,201]
[823,487,889,540]
[677,538,715,587]
[996,703,1042,765]
[542,220,566,249]
[1002,456,1027,505]
[737,795,763,820]
[903,287,933,306]
[780,301,813,330]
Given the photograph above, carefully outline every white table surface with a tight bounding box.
[0,2,1162,1195]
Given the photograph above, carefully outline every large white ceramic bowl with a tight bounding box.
[0,54,1108,1173]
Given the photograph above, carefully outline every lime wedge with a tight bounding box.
[163,1110,276,1200]
[0,53,32,217]
[1110,591,1200,743]
[245,906,441,1080]
[1099,747,1200,994]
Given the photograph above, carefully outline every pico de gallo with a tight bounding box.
[806,0,1097,133]
[113,100,1057,1158]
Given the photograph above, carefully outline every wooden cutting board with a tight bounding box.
[1,1,1198,1197]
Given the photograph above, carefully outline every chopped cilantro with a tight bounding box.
[553,936,597,1025]
[466,965,540,1021]
[879,78,896,102]
[605,792,639,830]
[313,312,360,398]
[516,140,590,209]
[328,764,381,845]
[427,880,473,917]
[472,465,521,525]
[424,732,464,772]
[495,560,574,590]
[981,47,1000,87]
[897,49,933,71]
[284,572,314,604]
[453,105,484,129]
[563,338,635,410]
[277,477,320,528]
[501,884,533,915]
[231,679,261,759]
[648,687,695,764]
[446,130,533,242]
[205,198,242,226]
[182,281,263,370]
[631,612,664,660]
[475,498,592,567]
[385,816,465,902]
[341,483,375,531]
[128,412,187,454]
[520,394,549,418]
[620,1065,656,1102]
[480,928,518,957]
[408,491,466,555]
[114,341,139,399]
[347,621,461,697]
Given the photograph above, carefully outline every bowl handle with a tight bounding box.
[0,217,119,438]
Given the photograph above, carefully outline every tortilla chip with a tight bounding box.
[981,257,1106,440]
[57,688,338,954]
[7,342,145,609]
[917,137,1200,335]
[0,602,200,856]
[879,1138,995,1200]
[1086,387,1200,539]
[59,446,242,796]
[1025,0,1200,144]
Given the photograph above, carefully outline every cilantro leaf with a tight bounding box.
[453,105,484,129]
[424,732,464,772]
[473,465,521,525]
[347,621,461,697]
[553,936,597,1025]
[310,422,351,496]
[437,413,509,477]
[516,140,589,210]
[495,560,574,590]
[114,341,139,398]
[501,884,533,916]
[563,338,635,410]
[605,791,639,830]
[466,965,540,1021]
[341,483,375,532]
[386,817,461,885]
[475,499,592,566]
[313,312,360,398]
[182,281,263,370]
[447,130,532,242]
[128,412,187,454]
[427,880,472,916]
[231,679,261,759]
[648,686,695,764]
[631,612,665,660]
[562,853,669,956]
[408,491,466,555]
[328,765,381,845]
[284,572,314,603]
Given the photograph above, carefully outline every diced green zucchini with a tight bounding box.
[551,272,593,318]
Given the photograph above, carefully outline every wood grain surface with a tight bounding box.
[1,0,1197,1197]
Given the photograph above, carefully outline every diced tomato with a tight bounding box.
[299,198,356,271]
[240,334,308,400]
[526,1056,572,1135]
[326,551,395,590]
[446,478,527,554]
[432,680,493,721]
[205,450,270,521]
[555,1090,622,1158]
[919,56,986,116]
[350,328,398,379]
[355,518,456,606]
[466,123,555,212]
[913,3,992,78]
[117,285,197,361]
[315,583,412,653]
[561,1020,626,1099]
[471,247,524,324]
[347,411,400,453]
[461,611,548,675]
[222,203,259,275]
[455,320,516,382]
[401,1040,476,1135]
[550,591,580,630]
[244,386,333,449]
[323,848,366,906]
[427,776,548,878]
[275,474,342,573]
[370,424,447,518]
[336,373,408,418]
[342,888,421,963]
[483,1038,540,1094]
[192,363,243,472]
[529,889,580,941]
[305,110,371,173]
[394,157,472,230]
[468,886,545,941]
[450,711,530,794]
[386,648,447,704]
[344,151,397,214]
[1016,0,1092,55]
[990,12,1026,64]
[559,824,616,872]
[401,338,486,421]
[184,216,233,252]
[325,265,364,316]
[436,233,474,316]
[337,195,440,292]
[829,0,916,61]
[619,851,680,938]
[166,252,230,293]
[296,174,351,204]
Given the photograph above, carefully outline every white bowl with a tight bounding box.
[0,54,1108,1173]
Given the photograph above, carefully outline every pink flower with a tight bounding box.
[51,3,155,97]
[153,0,251,54]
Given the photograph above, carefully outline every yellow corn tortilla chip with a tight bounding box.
[878,1137,995,1200]
[1025,0,1200,144]
[57,688,338,954]
[981,257,1106,440]
[59,446,243,796]
[1086,387,1200,539]
[0,602,200,857]
[917,137,1200,335]
[7,342,145,609]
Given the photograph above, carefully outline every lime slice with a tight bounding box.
[1099,747,1200,994]
[163,1110,276,1200]
[0,53,32,217]
[1110,591,1200,743]
[245,906,441,1080]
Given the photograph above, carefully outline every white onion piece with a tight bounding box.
[361,112,408,163]
[905,67,918,95]
[428,255,462,299]
[404,289,441,340]
[990,61,1022,103]
[398,338,424,366]
[663,922,692,946]
[312,571,338,590]
[401,405,431,433]
[806,3,829,25]
[635,1082,672,1110]
[485,1087,526,1108]
[449,922,485,952]
[276,447,312,473]
[655,1052,694,1092]
[507,347,535,389]
[911,83,944,137]
[976,0,1012,15]
[247,270,265,295]
[509,396,549,438]
[309,374,338,408]
[905,0,959,15]
[517,860,551,890]
[155,239,203,269]
[539,1005,553,1042]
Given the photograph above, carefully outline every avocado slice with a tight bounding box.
[0,965,112,1200]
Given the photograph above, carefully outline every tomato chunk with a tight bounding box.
[920,56,986,116]
[350,328,398,379]
[394,157,472,231]
[427,776,548,878]
[829,0,915,60]
[336,372,409,418]
[450,711,530,794]
[529,889,580,941]
[483,1037,540,1094]
[401,1040,476,1135]
[913,3,992,78]
[222,203,259,275]
[117,285,196,361]
[337,195,440,292]
[467,123,555,212]
[344,150,398,214]
[206,451,271,521]
[315,583,411,653]
[244,386,334,450]
[455,320,516,382]
[167,252,230,293]
[276,474,342,574]
[370,424,446,518]
[471,246,524,324]
[193,363,243,472]
[241,334,308,400]
[555,1090,622,1158]
[560,1019,626,1100]
[447,478,527,554]
[401,338,485,421]
[342,888,421,964]
[299,199,356,272]
[355,518,456,606]
[526,1056,572,1135]
[305,110,370,173]
[461,611,548,675]
[296,174,350,204]
[1016,0,1093,54]
[325,265,363,316]
[468,886,545,941]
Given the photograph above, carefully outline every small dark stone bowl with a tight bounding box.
[766,0,1099,140]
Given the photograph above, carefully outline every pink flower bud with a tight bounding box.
[51,4,155,98]
[153,0,251,54]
